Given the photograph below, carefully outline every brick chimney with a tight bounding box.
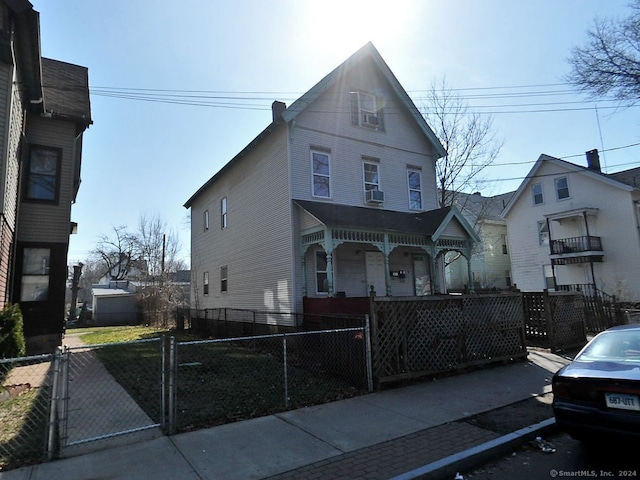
[272,101,286,123]
[586,149,601,173]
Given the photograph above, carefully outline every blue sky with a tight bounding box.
[33,1,638,264]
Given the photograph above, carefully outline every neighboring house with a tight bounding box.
[445,191,514,291]
[184,43,478,319]
[0,1,92,353]
[502,150,640,302]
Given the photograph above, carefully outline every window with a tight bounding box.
[25,146,61,202]
[501,234,508,254]
[505,270,512,288]
[220,266,228,292]
[351,91,384,130]
[315,251,328,293]
[543,265,555,290]
[407,170,422,209]
[532,183,543,205]
[203,271,209,295]
[221,197,227,229]
[538,220,549,246]
[555,176,570,200]
[204,210,209,231]
[311,150,331,198]
[20,248,50,301]
[363,161,379,191]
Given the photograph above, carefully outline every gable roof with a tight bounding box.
[501,154,637,218]
[184,42,445,208]
[294,200,480,243]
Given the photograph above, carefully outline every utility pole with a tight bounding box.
[69,262,83,324]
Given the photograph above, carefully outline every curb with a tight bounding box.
[389,418,557,480]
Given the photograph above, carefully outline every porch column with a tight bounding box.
[383,235,392,296]
[301,253,307,296]
[326,251,334,297]
[466,253,474,293]
[431,254,441,294]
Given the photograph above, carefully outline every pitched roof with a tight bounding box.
[294,200,480,243]
[607,166,640,188]
[501,154,637,218]
[42,58,92,127]
[184,43,445,208]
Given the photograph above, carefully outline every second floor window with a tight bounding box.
[26,146,61,202]
[538,220,549,246]
[532,183,543,205]
[363,161,379,191]
[555,176,570,200]
[311,150,331,198]
[408,170,422,210]
[221,197,227,229]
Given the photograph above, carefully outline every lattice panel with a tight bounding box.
[549,293,587,350]
[372,295,527,384]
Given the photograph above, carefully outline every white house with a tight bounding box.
[502,150,640,302]
[446,191,514,291]
[184,43,479,321]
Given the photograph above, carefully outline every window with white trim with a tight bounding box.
[311,150,331,198]
[350,90,384,131]
[363,160,380,191]
[221,197,227,229]
[555,176,570,200]
[315,251,328,294]
[204,210,209,231]
[538,220,549,246]
[220,266,228,292]
[532,183,543,205]
[203,271,209,295]
[25,146,61,203]
[407,170,422,210]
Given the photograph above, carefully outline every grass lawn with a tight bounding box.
[70,326,366,433]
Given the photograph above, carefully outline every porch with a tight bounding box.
[295,200,479,300]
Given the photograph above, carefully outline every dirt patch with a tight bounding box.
[462,392,554,435]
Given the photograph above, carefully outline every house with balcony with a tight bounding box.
[0,1,92,353]
[184,43,479,323]
[502,150,640,302]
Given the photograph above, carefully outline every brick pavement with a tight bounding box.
[265,421,500,480]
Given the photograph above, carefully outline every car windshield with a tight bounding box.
[577,330,640,363]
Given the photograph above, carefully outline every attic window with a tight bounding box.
[351,91,384,131]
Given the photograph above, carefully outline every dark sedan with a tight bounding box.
[552,324,640,441]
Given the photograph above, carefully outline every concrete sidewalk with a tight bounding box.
[0,349,569,480]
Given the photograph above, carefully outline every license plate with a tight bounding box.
[605,392,640,411]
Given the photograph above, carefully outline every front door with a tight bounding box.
[365,251,386,296]
[413,255,431,295]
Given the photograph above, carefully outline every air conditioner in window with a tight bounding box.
[362,113,379,127]
[366,189,384,203]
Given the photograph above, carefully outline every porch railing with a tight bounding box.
[550,236,602,255]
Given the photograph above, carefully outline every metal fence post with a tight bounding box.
[364,315,374,392]
[59,346,70,451]
[283,334,289,408]
[161,335,166,429]
[168,336,176,435]
[46,347,62,460]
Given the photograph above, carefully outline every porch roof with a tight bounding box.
[294,200,452,235]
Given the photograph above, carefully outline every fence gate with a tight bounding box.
[59,338,165,456]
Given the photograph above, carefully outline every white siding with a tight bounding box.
[289,63,439,213]
[506,161,640,300]
[190,125,293,311]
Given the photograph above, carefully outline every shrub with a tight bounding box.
[0,304,26,358]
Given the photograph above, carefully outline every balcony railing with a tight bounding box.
[550,236,602,255]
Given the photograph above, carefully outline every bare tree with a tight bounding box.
[566,1,640,104]
[92,226,138,280]
[421,78,503,208]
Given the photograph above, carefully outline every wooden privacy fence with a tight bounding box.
[370,294,527,387]
[522,291,587,352]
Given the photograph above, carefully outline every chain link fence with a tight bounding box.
[0,353,56,470]
[1,323,372,469]
[169,326,372,433]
